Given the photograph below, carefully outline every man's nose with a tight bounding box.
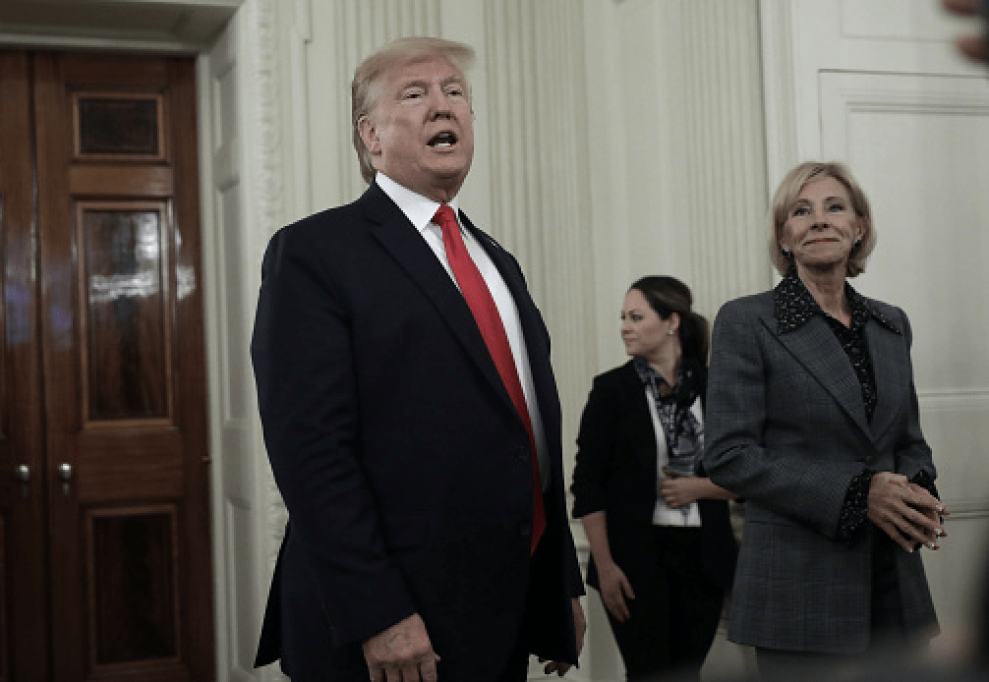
[428,89,452,117]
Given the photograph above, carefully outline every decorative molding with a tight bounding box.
[942,498,989,519]
[241,0,292,607]
[827,85,989,117]
[248,0,285,251]
[236,9,291,682]
[0,32,206,53]
[818,70,989,172]
[918,389,989,412]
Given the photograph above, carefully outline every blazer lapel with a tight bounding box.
[866,321,908,442]
[360,186,512,412]
[762,311,872,439]
[617,362,660,473]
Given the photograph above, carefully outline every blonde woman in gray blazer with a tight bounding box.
[703,162,948,682]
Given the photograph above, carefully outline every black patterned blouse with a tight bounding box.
[772,271,934,543]
[774,269,902,422]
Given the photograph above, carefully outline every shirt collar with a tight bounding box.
[375,173,461,236]
[773,270,901,335]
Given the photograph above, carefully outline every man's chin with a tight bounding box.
[430,157,471,176]
[428,165,471,189]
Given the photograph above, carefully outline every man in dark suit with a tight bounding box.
[250,36,585,682]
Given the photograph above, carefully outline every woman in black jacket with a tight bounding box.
[571,276,738,682]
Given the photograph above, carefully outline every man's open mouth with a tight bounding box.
[428,131,457,148]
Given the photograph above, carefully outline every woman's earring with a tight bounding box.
[667,329,675,336]
[780,246,792,258]
[852,237,862,250]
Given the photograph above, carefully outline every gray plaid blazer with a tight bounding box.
[702,291,938,654]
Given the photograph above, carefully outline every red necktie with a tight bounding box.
[433,204,545,554]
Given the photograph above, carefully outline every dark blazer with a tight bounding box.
[702,291,938,654]
[251,182,583,681]
[570,361,738,596]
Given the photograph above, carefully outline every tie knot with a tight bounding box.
[433,205,458,234]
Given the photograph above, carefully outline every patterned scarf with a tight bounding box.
[632,357,704,477]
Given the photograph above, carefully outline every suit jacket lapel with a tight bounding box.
[460,211,564,448]
[866,320,907,442]
[761,311,872,439]
[360,186,513,413]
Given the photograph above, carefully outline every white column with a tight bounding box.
[480,0,599,486]
[680,0,773,319]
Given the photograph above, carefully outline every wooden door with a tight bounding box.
[1,50,214,681]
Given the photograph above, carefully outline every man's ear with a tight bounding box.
[357,116,380,154]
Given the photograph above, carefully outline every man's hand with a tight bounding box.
[867,472,949,553]
[540,598,586,677]
[943,0,988,62]
[362,613,440,682]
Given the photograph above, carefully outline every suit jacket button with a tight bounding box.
[520,522,532,537]
[515,445,528,460]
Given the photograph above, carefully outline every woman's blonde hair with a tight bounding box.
[351,37,475,184]
[768,161,876,278]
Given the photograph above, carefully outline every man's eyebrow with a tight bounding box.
[397,75,465,92]
[399,78,428,91]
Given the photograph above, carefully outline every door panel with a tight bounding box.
[0,49,214,681]
[79,203,173,422]
[88,506,180,666]
[0,50,50,682]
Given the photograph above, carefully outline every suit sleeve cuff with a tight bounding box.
[911,469,939,499]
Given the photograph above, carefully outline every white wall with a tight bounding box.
[5,0,985,679]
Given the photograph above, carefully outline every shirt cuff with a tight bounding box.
[836,469,876,544]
